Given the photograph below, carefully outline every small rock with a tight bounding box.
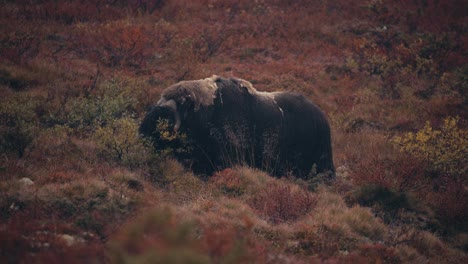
[339,250,349,255]
[59,234,76,246]
[9,203,19,211]
[82,232,95,238]
[19,177,34,186]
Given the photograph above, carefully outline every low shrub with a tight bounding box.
[108,208,209,263]
[0,93,40,157]
[299,189,388,251]
[342,206,388,241]
[94,116,151,168]
[351,152,430,193]
[0,25,40,65]
[292,226,357,257]
[71,19,156,68]
[199,223,268,264]
[149,118,194,159]
[342,243,401,264]
[351,185,413,214]
[248,180,317,224]
[0,218,107,264]
[392,116,467,181]
[210,168,250,197]
[392,116,467,231]
[0,66,38,91]
[145,156,206,203]
[429,179,468,232]
[47,79,137,133]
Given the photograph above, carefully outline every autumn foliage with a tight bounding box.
[0,0,466,263]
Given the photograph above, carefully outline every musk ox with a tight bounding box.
[140,75,334,180]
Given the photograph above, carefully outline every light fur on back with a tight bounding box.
[161,76,219,111]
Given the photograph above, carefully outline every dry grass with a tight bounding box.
[0,0,466,263]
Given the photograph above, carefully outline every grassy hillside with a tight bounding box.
[1,0,466,263]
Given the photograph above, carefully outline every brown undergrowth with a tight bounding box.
[1,0,466,263]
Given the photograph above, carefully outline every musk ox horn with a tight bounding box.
[157,98,181,131]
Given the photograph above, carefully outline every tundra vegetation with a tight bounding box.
[0,0,466,263]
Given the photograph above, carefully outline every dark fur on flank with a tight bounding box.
[140,76,334,180]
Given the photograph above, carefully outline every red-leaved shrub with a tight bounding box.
[248,180,317,224]
[429,178,468,230]
[210,168,249,196]
[351,153,429,193]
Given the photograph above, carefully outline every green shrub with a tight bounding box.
[392,116,467,180]
[438,66,468,102]
[348,184,434,227]
[148,118,194,160]
[352,185,413,213]
[48,79,137,133]
[94,116,151,168]
[0,94,40,157]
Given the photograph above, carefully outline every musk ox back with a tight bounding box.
[140,76,334,180]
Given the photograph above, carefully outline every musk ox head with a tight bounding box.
[140,76,219,136]
[140,75,276,136]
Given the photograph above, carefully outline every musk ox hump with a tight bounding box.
[231,77,280,100]
[161,76,218,111]
[231,77,284,116]
[231,77,257,95]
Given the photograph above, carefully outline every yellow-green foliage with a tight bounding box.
[392,116,467,178]
[94,116,150,167]
[157,118,182,142]
[50,79,137,132]
[0,93,40,157]
[154,118,193,157]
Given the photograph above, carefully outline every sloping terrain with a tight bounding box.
[0,0,466,263]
